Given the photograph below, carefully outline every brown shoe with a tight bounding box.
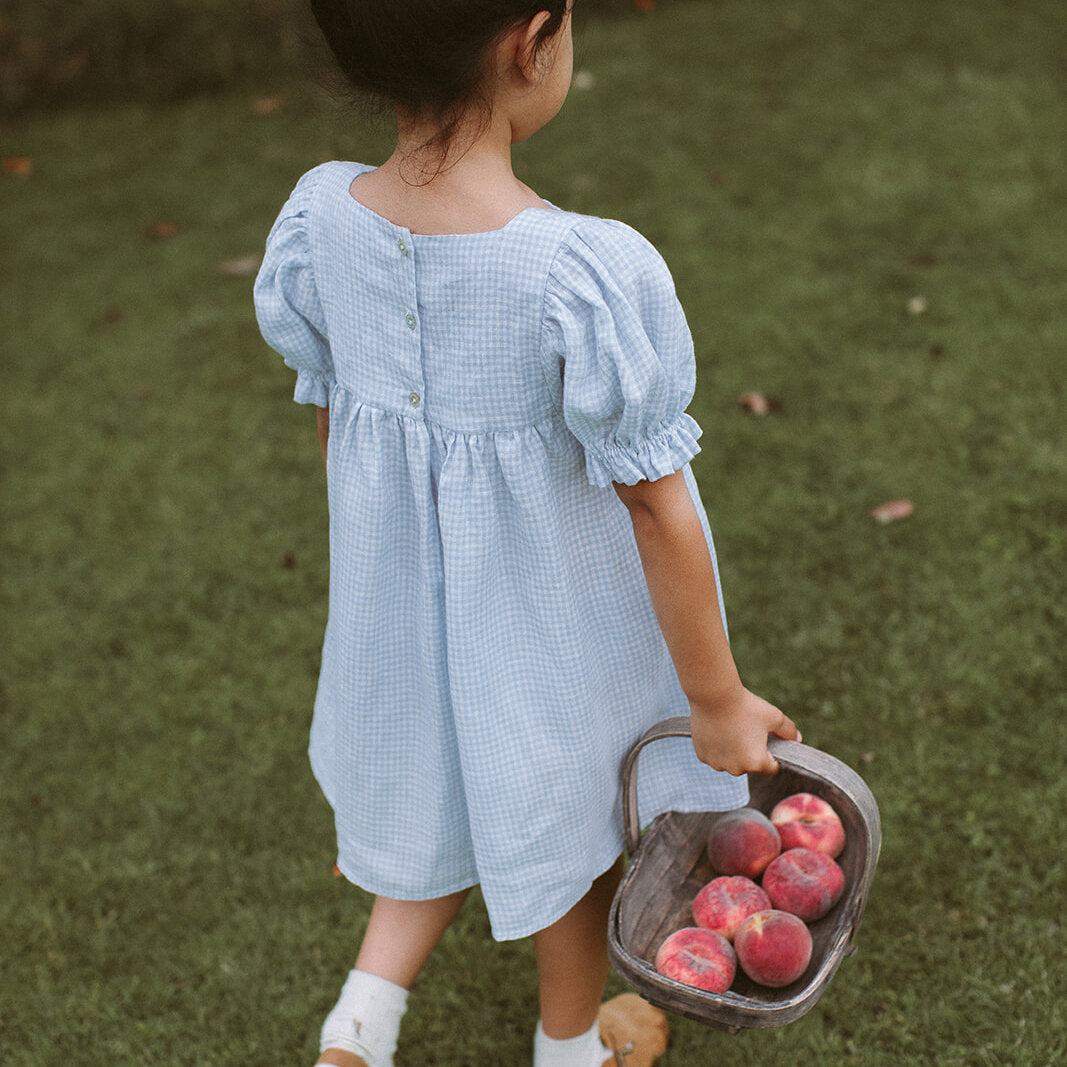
[598,994,669,1067]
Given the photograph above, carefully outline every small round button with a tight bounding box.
[408,392,421,408]
[398,238,408,255]
[405,313,416,330]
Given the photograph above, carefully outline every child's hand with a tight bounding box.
[689,688,800,777]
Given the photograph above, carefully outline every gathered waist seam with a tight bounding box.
[330,377,563,440]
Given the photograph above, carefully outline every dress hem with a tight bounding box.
[331,844,626,943]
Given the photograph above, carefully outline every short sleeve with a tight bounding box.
[541,219,701,487]
[253,166,334,406]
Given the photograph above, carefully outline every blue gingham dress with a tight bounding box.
[255,161,748,941]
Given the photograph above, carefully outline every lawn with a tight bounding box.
[2,0,1065,1063]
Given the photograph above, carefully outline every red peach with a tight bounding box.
[762,847,845,922]
[770,792,846,858]
[692,875,771,942]
[654,927,737,993]
[734,909,813,988]
[706,807,782,878]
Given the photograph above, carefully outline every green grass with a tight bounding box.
[2,0,1065,1063]
[0,0,313,111]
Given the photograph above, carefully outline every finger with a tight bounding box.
[752,749,781,776]
[771,713,800,742]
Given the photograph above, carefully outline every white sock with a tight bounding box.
[533,1019,611,1067]
[319,968,409,1067]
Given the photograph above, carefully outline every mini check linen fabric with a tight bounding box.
[254,162,748,941]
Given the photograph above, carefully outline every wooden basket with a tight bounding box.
[607,716,880,1032]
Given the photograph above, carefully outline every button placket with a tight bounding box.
[398,231,423,414]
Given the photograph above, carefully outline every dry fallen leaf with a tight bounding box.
[147,222,180,240]
[572,70,595,91]
[738,392,769,415]
[737,391,780,416]
[859,752,876,765]
[870,499,914,524]
[2,156,32,176]
[253,96,284,116]
[218,254,262,276]
[332,862,343,877]
[907,295,927,315]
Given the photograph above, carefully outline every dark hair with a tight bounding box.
[309,0,568,135]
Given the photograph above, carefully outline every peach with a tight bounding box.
[654,927,737,994]
[734,909,813,988]
[770,792,846,857]
[762,847,845,922]
[692,875,771,942]
[706,807,781,878]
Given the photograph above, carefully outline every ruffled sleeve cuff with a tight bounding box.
[293,369,333,407]
[582,412,702,487]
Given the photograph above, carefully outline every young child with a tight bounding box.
[254,2,799,1064]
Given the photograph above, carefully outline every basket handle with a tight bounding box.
[622,715,691,854]
[620,715,811,855]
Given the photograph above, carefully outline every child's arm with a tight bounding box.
[614,471,799,776]
[316,405,329,468]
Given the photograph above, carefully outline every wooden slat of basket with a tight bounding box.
[617,811,716,953]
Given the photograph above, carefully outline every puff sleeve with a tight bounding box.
[542,219,702,487]
[253,167,333,406]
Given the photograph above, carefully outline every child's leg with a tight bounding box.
[532,860,668,1067]
[317,888,470,1067]
[354,890,471,987]
[532,860,622,1039]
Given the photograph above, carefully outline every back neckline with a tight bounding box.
[339,162,558,238]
